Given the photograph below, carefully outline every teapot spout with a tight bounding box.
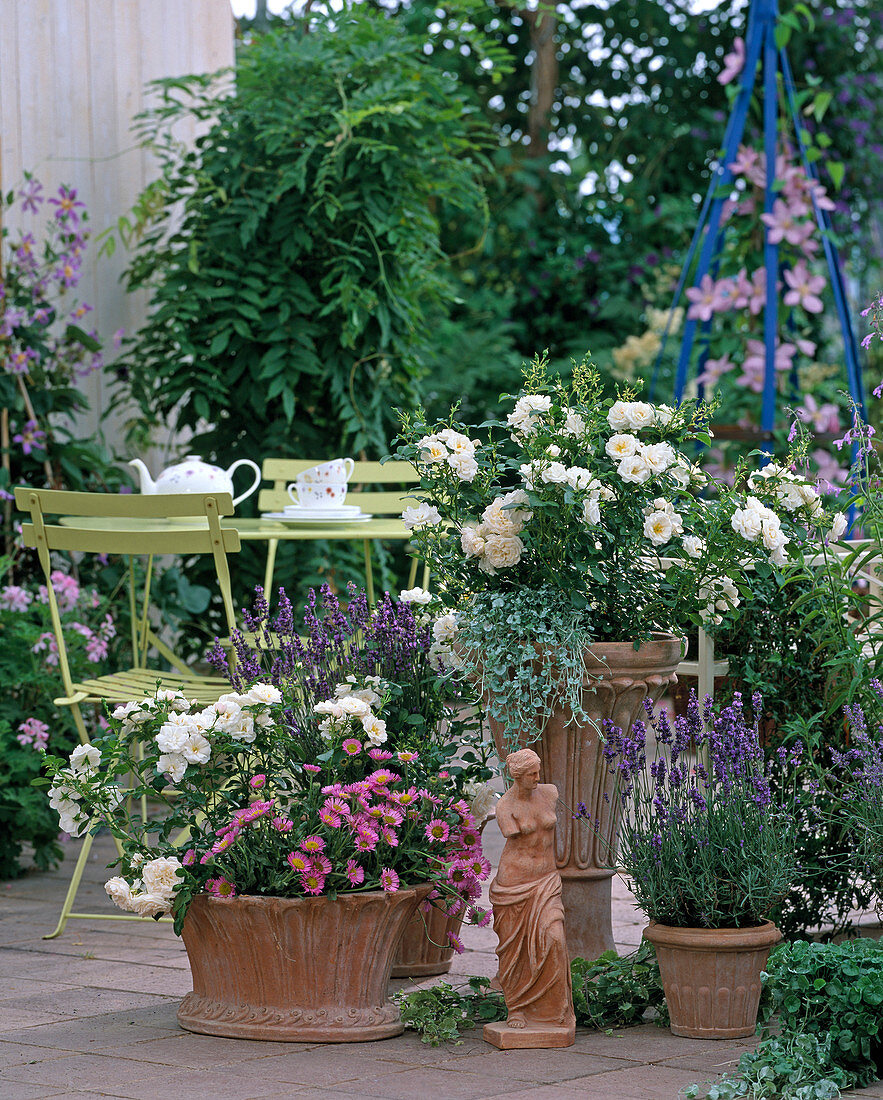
[128,459,156,493]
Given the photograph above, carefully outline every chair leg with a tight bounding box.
[363,540,375,606]
[263,538,279,598]
[43,829,95,940]
[407,555,419,589]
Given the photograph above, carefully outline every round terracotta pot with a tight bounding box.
[390,902,465,979]
[643,920,782,1039]
[178,886,430,1042]
[488,633,682,962]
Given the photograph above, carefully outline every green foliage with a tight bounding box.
[571,942,669,1030]
[0,718,62,879]
[395,977,506,1044]
[116,8,490,466]
[690,939,883,1098]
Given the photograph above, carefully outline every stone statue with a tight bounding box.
[483,748,576,1049]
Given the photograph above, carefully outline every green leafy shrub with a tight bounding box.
[395,978,505,1045]
[572,942,669,1030]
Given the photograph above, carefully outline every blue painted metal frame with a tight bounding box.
[651,0,865,443]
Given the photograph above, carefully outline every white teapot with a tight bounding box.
[128,455,261,507]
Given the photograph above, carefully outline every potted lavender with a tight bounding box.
[589,692,807,1039]
[834,686,883,909]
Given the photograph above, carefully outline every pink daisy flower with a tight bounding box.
[342,738,362,756]
[380,868,400,893]
[368,748,394,762]
[397,750,418,763]
[380,825,399,847]
[287,851,309,872]
[447,930,465,954]
[182,848,197,866]
[446,862,471,886]
[206,877,236,898]
[324,796,348,815]
[355,831,378,853]
[321,783,344,796]
[425,819,450,843]
[309,854,332,876]
[380,806,404,826]
[389,787,419,807]
[367,768,396,787]
[345,860,365,886]
[300,871,326,895]
[465,855,491,878]
[304,764,321,775]
[249,774,266,790]
[211,831,239,855]
[459,827,481,849]
[302,835,326,853]
[319,809,342,828]
[272,816,293,833]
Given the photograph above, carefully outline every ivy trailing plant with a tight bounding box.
[572,942,669,1031]
[395,977,505,1045]
[686,939,883,1099]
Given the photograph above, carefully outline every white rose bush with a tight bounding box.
[394,353,830,741]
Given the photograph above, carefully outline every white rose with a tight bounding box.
[417,436,448,463]
[829,513,848,542]
[607,401,632,431]
[483,533,523,569]
[519,463,537,490]
[769,544,789,567]
[157,754,188,784]
[643,511,674,546]
[539,462,569,485]
[562,409,587,437]
[402,502,443,529]
[155,718,194,756]
[641,442,676,473]
[398,587,432,604]
[682,535,705,559]
[482,500,519,536]
[731,506,764,542]
[70,744,101,775]
[655,404,675,426]
[507,394,552,434]
[432,614,459,644]
[437,428,476,456]
[760,517,785,552]
[180,732,211,765]
[583,499,601,526]
[464,781,498,824]
[339,695,371,717]
[623,402,656,430]
[460,525,486,558]
[215,693,245,717]
[566,466,594,491]
[141,857,184,900]
[244,683,283,706]
[448,452,479,482]
[361,715,388,746]
[105,876,135,912]
[547,444,561,457]
[605,433,639,460]
[153,688,189,710]
[219,713,256,743]
[128,892,172,918]
[314,700,346,719]
[617,455,652,484]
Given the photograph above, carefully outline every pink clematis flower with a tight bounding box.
[718,36,745,86]
[783,262,826,314]
[797,396,840,434]
[697,355,735,388]
[760,199,808,247]
[736,339,796,393]
[686,274,736,322]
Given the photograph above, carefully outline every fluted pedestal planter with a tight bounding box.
[644,921,782,1038]
[489,634,682,962]
[178,886,429,1042]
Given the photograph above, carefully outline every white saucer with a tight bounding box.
[261,511,373,524]
[283,504,362,517]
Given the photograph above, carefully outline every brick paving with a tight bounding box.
[2,825,882,1100]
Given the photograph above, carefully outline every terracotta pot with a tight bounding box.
[178,885,430,1042]
[390,902,465,979]
[488,633,682,961]
[643,920,782,1039]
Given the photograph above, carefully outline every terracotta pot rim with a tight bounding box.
[643,919,782,950]
[191,884,431,906]
[586,632,682,647]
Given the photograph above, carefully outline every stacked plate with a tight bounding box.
[261,505,373,524]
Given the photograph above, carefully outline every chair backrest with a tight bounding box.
[15,488,241,691]
[258,459,419,517]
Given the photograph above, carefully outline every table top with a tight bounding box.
[58,515,412,542]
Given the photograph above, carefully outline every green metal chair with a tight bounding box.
[15,488,242,938]
[258,459,429,601]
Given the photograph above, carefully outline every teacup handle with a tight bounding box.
[286,481,301,506]
[343,457,355,480]
[227,459,262,507]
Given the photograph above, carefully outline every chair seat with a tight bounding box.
[71,668,233,705]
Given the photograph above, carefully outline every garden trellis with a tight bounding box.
[651,0,865,437]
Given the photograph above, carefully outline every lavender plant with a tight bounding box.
[833,684,883,908]
[589,692,807,929]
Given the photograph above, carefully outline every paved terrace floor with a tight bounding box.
[2,824,882,1100]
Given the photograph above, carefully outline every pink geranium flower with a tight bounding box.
[380,868,400,893]
[783,262,826,314]
[16,716,49,749]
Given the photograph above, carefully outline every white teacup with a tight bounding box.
[287,481,348,508]
[298,458,355,485]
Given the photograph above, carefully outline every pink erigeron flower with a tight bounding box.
[272,816,293,833]
[459,826,481,849]
[464,854,492,878]
[367,748,394,762]
[300,871,326,895]
[397,750,419,763]
[380,868,400,893]
[302,835,325,853]
[309,854,332,876]
[319,809,342,828]
[206,877,236,898]
[323,796,348,816]
[249,774,267,790]
[425,819,450,843]
[355,829,379,853]
[304,764,321,775]
[342,738,362,756]
[380,825,399,847]
[367,768,396,787]
[211,831,240,855]
[287,851,309,872]
[380,806,404,826]
[471,907,493,928]
[321,783,344,797]
[447,930,465,954]
[345,860,365,886]
[182,849,197,866]
[389,787,419,807]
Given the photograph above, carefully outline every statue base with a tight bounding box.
[483,1020,576,1049]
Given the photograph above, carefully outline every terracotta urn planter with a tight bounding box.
[487,633,682,962]
[390,902,465,979]
[177,886,430,1042]
[643,920,782,1039]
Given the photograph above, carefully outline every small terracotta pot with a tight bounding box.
[643,920,782,1039]
[178,886,430,1042]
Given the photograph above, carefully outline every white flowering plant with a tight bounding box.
[394,354,831,741]
[40,676,496,936]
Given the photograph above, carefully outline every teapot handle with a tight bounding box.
[227,459,262,507]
